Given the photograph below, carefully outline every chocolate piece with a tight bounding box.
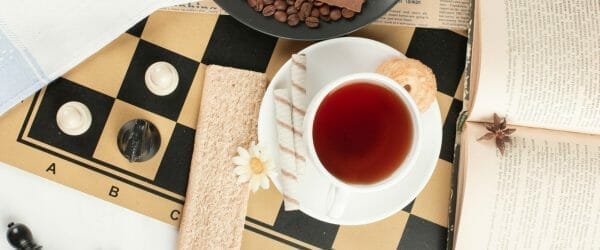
[318,0,364,12]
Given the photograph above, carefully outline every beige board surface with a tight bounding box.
[0,10,467,249]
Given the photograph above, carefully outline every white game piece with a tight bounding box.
[145,61,179,96]
[56,101,92,136]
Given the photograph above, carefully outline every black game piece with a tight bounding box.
[6,222,42,250]
[117,119,161,162]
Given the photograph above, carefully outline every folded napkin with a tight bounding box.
[0,0,190,116]
[274,54,309,211]
[177,65,268,249]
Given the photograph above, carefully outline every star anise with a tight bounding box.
[477,113,516,155]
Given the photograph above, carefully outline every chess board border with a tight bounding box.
[5,12,469,248]
[16,90,184,205]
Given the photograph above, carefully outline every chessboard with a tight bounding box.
[0,10,467,249]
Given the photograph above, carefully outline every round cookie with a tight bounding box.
[376,57,437,112]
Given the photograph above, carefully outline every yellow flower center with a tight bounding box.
[250,157,265,174]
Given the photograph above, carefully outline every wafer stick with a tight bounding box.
[274,89,301,210]
[177,65,267,250]
[290,54,308,175]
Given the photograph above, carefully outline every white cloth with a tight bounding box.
[0,0,190,115]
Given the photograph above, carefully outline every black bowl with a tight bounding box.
[214,0,399,40]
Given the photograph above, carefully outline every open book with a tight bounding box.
[453,0,600,248]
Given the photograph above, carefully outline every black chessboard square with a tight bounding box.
[29,78,114,158]
[201,15,278,73]
[402,199,415,213]
[273,204,339,249]
[154,123,195,196]
[398,215,447,250]
[406,28,467,97]
[126,17,148,38]
[118,39,199,121]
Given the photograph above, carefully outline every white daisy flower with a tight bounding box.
[233,142,278,193]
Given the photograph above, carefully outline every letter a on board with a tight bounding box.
[46,163,56,174]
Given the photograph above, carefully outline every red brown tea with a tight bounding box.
[312,83,413,184]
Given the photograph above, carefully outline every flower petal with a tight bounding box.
[232,156,248,166]
[263,160,275,170]
[249,175,261,193]
[259,151,271,163]
[234,165,250,175]
[237,173,251,184]
[260,175,270,189]
[267,170,279,180]
[248,142,259,156]
[237,147,249,160]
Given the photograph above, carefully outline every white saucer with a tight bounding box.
[257,37,442,225]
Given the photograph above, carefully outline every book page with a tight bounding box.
[468,0,600,135]
[455,122,600,249]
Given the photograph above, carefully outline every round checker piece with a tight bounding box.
[376,57,437,113]
[56,101,92,136]
[145,61,179,96]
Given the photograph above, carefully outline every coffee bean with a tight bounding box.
[305,16,319,28]
[262,5,276,16]
[287,14,300,26]
[329,8,341,20]
[341,8,355,19]
[319,5,330,16]
[294,0,305,10]
[274,10,288,22]
[311,7,320,17]
[274,0,287,10]
[286,5,298,14]
[248,0,361,28]
[299,2,312,20]
[254,0,265,11]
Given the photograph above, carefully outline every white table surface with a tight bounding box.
[0,162,177,250]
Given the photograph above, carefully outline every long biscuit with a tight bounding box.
[177,65,268,250]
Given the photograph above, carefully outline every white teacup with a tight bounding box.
[303,73,422,218]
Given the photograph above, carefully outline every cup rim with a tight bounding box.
[303,72,423,193]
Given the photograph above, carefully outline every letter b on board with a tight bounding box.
[109,186,119,197]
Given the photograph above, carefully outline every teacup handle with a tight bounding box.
[326,185,350,218]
